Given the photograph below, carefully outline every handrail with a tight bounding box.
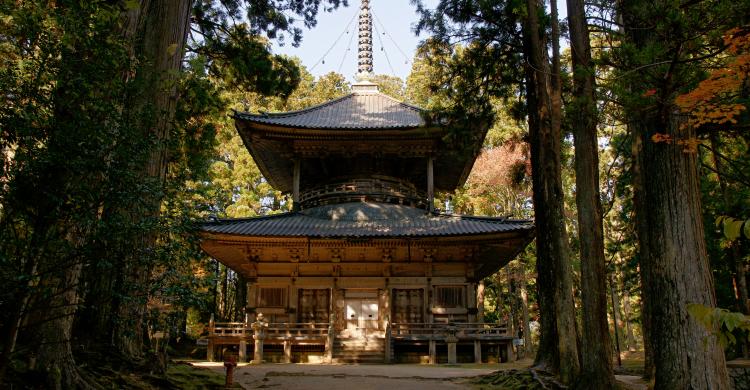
[390,322,510,337]
[209,322,330,338]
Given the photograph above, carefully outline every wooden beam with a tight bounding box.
[427,156,434,212]
[293,159,301,210]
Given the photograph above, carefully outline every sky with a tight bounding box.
[271,1,439,83]
[271,0,568,83]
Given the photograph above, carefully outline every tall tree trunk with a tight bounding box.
[631,129,655,380]
[523,0,580,382]
[112,0,191,357]
[0,255,37,382]
[219,264,229,319]
[519,262,533,358]
[35,261,93,390]
[632,114,729,388]
[622,288,637,351]
[566,0,615,385]
[236,275,248,321]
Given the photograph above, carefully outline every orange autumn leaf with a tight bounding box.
[676,27,750,129]
[652,133,673,143]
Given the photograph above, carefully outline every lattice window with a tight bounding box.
[298,289,330,323]
[258,287,286,308]
[434,286,464,308]
[392,289,423,323]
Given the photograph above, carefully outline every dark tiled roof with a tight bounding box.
[234,91,425,130]
[201,202,533,238]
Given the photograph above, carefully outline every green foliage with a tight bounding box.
[687,303,750,348]
[0,0,350,381]
[716,215,750,240]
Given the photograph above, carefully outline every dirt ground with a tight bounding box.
[195,361,507,389]
[193,360,648,390]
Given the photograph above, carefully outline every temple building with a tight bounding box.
[199,0,534,364]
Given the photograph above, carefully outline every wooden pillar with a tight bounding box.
[283,338,292,363]
[477,281,485,323]
[505,342,515,362]
[427,157,434,212]
[326,312,335,363]
[446,335,458,364]
[293,159,301,210]
[426,286,434,324]
[207,340,215,362]
[428,339,437,364]
[207,313,215,362]
[474,340,482,363]
[384,320,392,364]
[239,340,247,363]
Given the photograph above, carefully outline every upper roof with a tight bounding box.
[233,82,489,194]
[234,83,425,130]
[201,202,533,238]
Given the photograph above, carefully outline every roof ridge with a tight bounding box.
[234,93,356,119]
[203,211,299,225]
[373,92,424,112]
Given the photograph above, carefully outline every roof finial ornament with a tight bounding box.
[356,0,374,80]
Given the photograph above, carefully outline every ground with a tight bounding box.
[188,359,648,390]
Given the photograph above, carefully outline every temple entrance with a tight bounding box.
[345,299,379,337]
[343,290,379,338]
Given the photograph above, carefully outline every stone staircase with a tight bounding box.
[332,337,387,363]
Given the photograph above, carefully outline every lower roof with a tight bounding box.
[201,202,533,239]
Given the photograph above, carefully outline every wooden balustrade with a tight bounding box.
[209,321,510,342]
[208,321,329,339]
[299,176,427,208]
[390,322,510,339]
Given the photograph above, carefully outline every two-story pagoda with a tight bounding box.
[199,0,534,364]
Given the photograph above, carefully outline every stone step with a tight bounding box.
[333,340,385,345]
[331,352,386,364]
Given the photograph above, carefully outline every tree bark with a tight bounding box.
[631,128,655,380]
[35,261,94,390]
[112,0,192,357]
[632,114,729,388]
[519,262,533,358]
[523,0,580,382]
[566,0,615,385]
[622,288,637,352]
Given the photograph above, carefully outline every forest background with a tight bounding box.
[0,0,748,389]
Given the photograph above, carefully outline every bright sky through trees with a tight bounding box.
[271,1,438,81]
[272,0,568,82]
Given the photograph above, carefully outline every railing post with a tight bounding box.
[239,339,247,363]
[505,341,515,363]
[207,313,215,362]
[384,319,392,364]
[239,313,249,363]
[428,338,437,364]
[446,324,458,365]
[326,312,335,363]
[474,340,482,363]
[283,337,292,364]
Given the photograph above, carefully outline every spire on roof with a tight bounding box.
[356,0,373,80]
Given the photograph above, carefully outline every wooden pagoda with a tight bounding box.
[199,0,534,364]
